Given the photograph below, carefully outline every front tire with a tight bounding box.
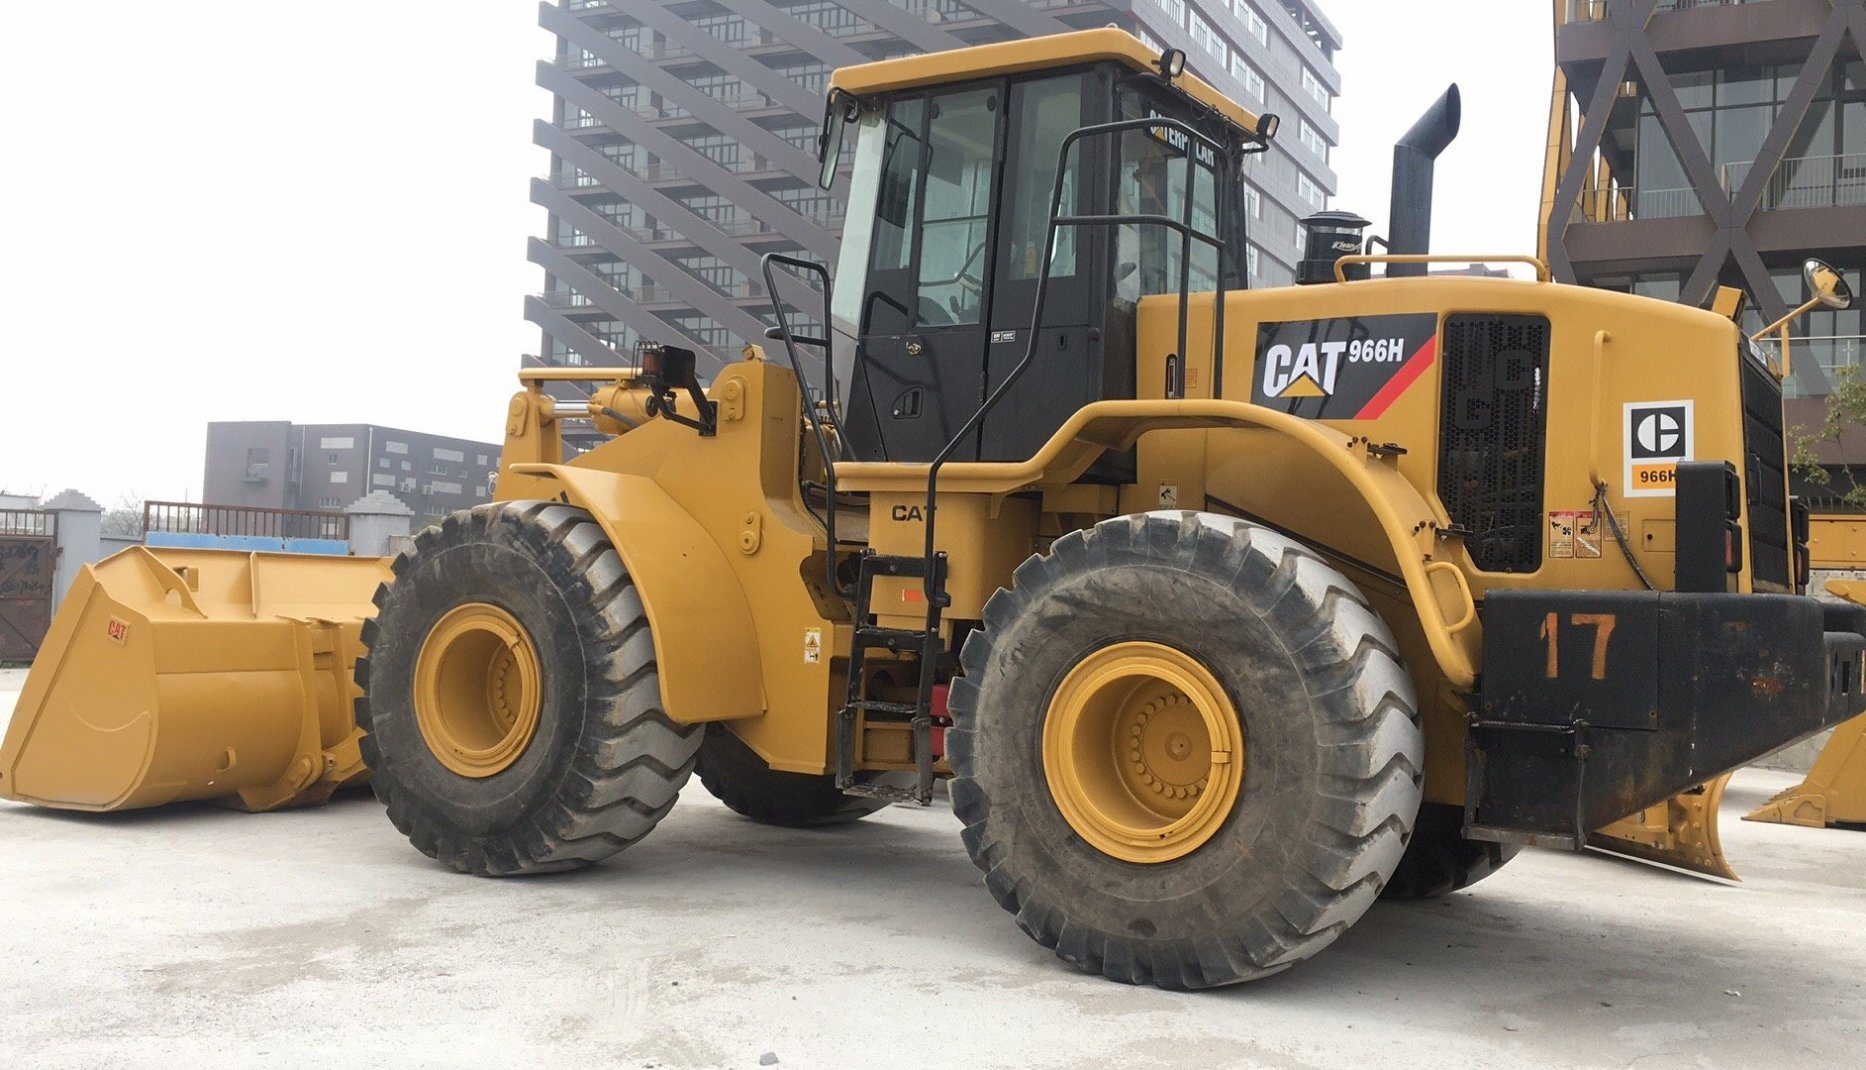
[948,511,1424,988]
[356,502,702,876]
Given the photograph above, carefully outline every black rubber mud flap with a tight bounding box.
[696,723,911,828]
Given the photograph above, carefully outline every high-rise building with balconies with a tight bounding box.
[525,0,1342,386]
[1543,0,1866,407]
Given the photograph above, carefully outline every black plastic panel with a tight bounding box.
[1436,314,1551,573]
[1739,349,1790,591]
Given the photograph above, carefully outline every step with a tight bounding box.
[854,626,931,652]
[844,699,919,717]
[842,781,928,805]
[862,554,937,580]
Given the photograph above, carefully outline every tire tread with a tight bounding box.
[949,510,1425,987]
[356,501,701,877]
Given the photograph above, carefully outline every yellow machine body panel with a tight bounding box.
[503,464,768,725]
[837,397,1482,689]
[0,548,390,812]
[1118,275,1765,810]
[1807,514,1866,569]
[1131,277,1762,596]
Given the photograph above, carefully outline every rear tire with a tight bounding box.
[949,511,1424,988]
[356,501,702,876]
[695,724,909,828]
[1380,803,1518,899]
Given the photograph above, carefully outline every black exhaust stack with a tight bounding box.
[1386,85,1461,278]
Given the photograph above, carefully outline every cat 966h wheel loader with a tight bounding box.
[6,29,1864,987]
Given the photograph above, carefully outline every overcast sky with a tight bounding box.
[0,1,1551,505]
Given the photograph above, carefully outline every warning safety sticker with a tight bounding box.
[1548,508,1626,559]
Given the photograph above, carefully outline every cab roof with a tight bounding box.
[827,28,1269,140]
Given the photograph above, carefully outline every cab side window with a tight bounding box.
[1115,87,1223,302]
[872,100,924,276]
[915,88,999,327]
[1002,76,1083,284]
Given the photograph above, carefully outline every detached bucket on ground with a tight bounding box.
[0,547,389,813]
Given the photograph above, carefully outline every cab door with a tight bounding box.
[979,71,1108,463]
[843,86,1004,463]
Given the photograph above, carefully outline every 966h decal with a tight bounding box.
[1253,313,1440,420]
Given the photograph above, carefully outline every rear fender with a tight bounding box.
[507,465,765,723]
[838,398,1482,688]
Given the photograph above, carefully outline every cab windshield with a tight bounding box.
[824,64,1246,464]
[833,75,1235,335]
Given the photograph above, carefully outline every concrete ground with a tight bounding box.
[1,666,1862,1070]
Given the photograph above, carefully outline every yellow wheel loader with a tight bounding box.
[6,29,1865,988]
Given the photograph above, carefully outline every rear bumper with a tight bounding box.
[1465,590,1866,847]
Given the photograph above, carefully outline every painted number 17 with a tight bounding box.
[1539,612,1618,681]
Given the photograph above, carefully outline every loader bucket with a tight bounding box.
[0,546,390,813]
[1743,714,1866,828]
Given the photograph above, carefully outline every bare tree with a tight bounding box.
[98,494,146,538]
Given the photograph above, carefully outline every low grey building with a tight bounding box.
[203,422,503,521]
[525,0,1343,383]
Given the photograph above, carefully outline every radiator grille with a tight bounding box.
[1437,314,1552,573]
[1739,348,1790,591]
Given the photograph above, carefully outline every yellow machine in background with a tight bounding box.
[1747,715,1866,828]
[1743,572,1866,830]
[5,29,1864,988]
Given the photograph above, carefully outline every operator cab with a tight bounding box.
[808,31,1271,466]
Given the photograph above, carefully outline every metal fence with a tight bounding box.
[1574,154,1866,224]
[1573,185,1702,222]
[1632,186,1704,219]
[0,509,55,538]
[1762,153,1866,211]
[142,501,350,542]
[1569,0,1755,21]
[1762,335,1866,398]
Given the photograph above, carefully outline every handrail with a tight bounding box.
[1333,253,1552,282]
[1756,333,1866,343]
[918,113,1236,608]
[1424,561,1477,634]
[760,251,849,601]
[516,368,639,382]
[1587,330,1611,487]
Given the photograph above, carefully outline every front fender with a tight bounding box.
[506,463,764,723]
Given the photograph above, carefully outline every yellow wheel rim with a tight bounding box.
[413,603,543,778]
[1042,641,1244,864]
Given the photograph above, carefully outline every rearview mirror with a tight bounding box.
[817,92,856,190]
[1804,258,1853,311]
[1751,258,1858,374]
